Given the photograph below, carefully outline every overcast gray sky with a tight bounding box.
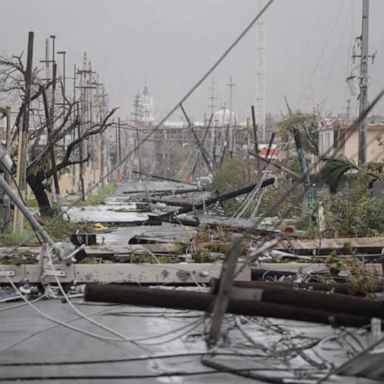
[1,0,383,122]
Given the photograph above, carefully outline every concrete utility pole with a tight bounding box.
[48,63,63,213]
[209,77,217,162]
[57,51,66,102]
[75,53,96,198]
[44,39,50,83]
[13,31,34,234]
[118,117,122,179]
[358,0,369,165]
[99,84,107,186]
[0,106,11,232]
[227,75,236,155]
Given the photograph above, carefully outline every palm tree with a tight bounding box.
[320,157,384,193]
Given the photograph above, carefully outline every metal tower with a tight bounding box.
[255,0,266,143]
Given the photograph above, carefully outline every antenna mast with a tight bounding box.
[255,0,266,142]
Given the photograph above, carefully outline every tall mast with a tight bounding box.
[255,0,266,142]
[227,75,236,154]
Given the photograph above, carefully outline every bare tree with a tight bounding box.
[0,54,117,216]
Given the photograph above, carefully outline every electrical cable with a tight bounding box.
[6,0,275,255]
[0,302,125,356]
[2,4,380,376]
[0,165,42,244]
[40,247,147,347]
[134,315,205,343]
[3,275,132,343]
[0,351,274,367]
[0,367,307,382]
[298,0,345,103]
[234,88,384,278]
[3,1,275,268]
[0,292,46,313]
[0,266,209,348]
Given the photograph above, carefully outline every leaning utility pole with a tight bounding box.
[358,0,369,165]
[118,117,122,179]
[13,32,34,233]
[0,106,11,232]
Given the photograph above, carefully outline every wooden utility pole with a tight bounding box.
[251,105,260,167]
[13,32,34,233]
[358,0,369,165]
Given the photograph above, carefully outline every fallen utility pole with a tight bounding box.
[123,187,201,196]
[0,262,251,284]
[191,113,213,176]
[211,279,384,318]
[180,103,215,175]
[248,151,301,179]
[158,178,275,221]
[0,176,54,245]
[249,274,384,295]
[132,170,197,186]
[85,283,371,328]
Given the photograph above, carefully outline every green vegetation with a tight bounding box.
[76,182,117,206]
[0,219,39,247]
[210,157,255,194]
[209,156,257,214]
[323,169,384,237]
[277,111,319,155]
[0,217,95,248]
[0,230,38,247]
[45,219,95,241]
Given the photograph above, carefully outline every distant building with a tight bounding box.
[319,118,384,163]
[138,86,154,124]
[210,107,238,161]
